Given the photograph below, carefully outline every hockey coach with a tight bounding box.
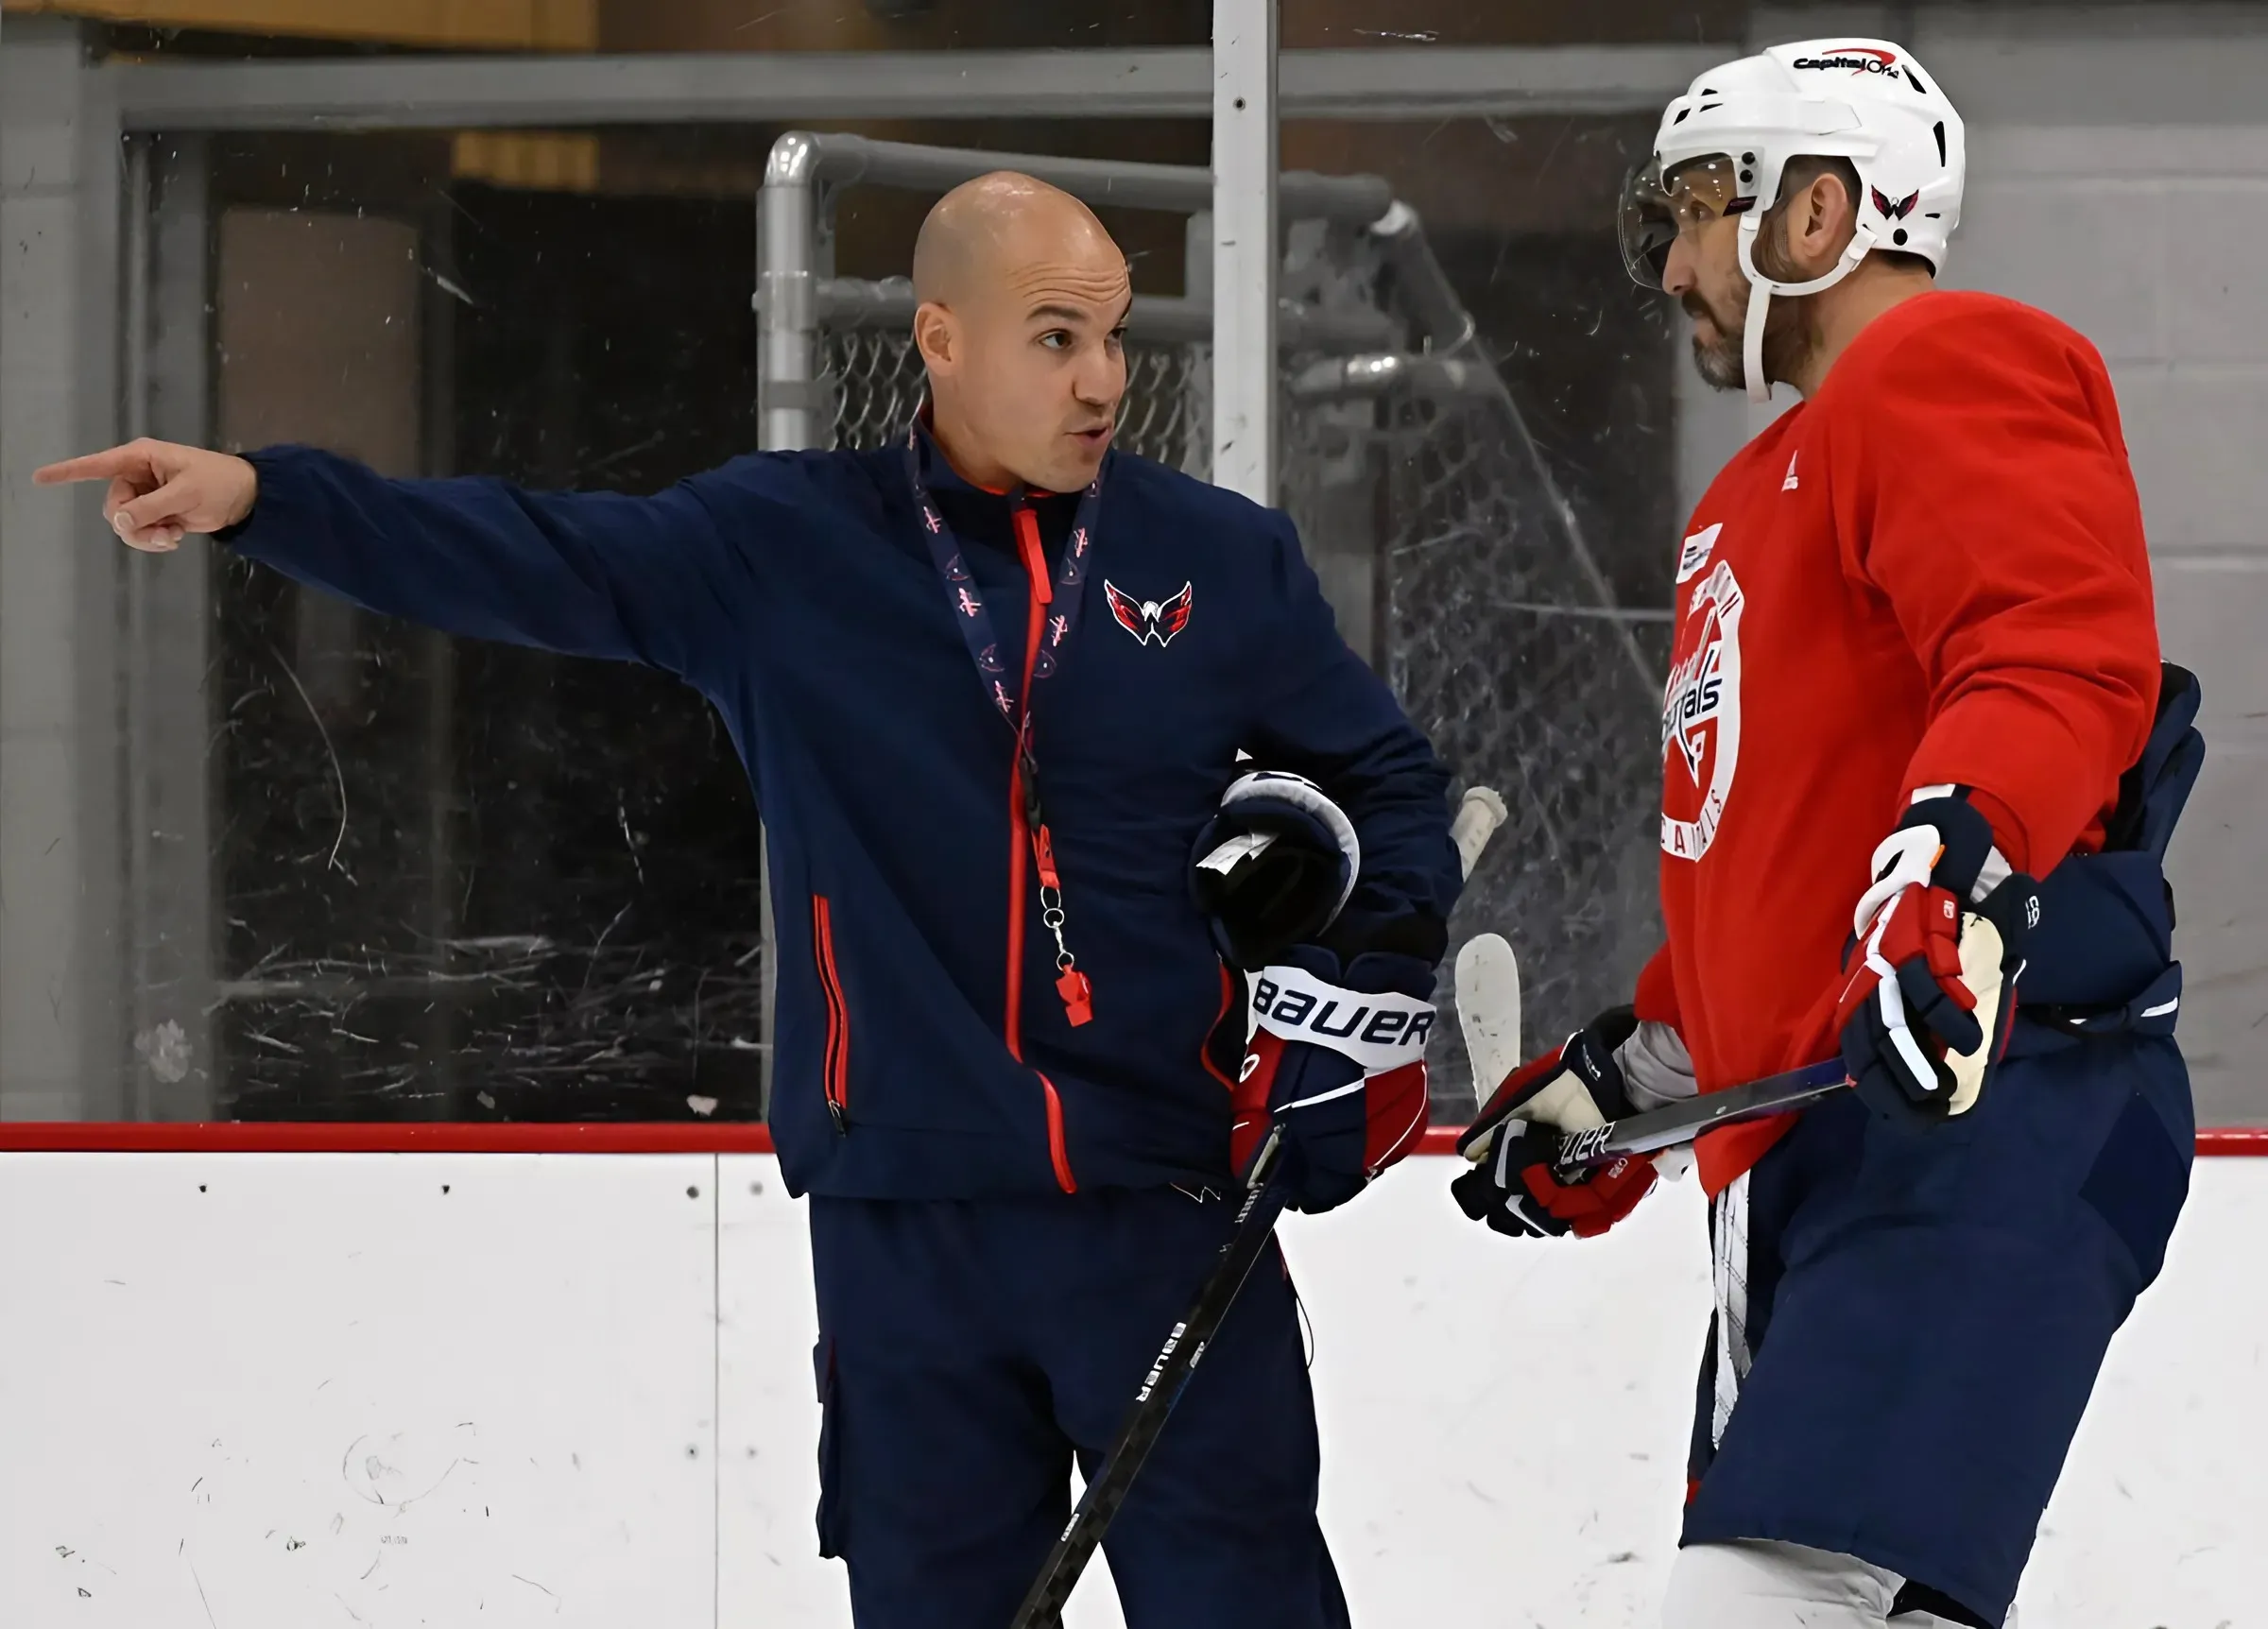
[43,172,1464,1627]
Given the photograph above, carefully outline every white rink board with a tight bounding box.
[0,1153,719,1628]
[3,1151,2261,1627]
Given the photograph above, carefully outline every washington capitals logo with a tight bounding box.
[990,680,1015,717]
[921,506,946,536]
[1047,613,1071,648]
[1871,186,1921,221]
[1662,601,1728,780]
[1105,580,1194,648]
[955,586,984,619]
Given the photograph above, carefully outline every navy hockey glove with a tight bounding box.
[1191,770,1360,970]
[1235,946,1435,1214]
[1835,790,2038,1125]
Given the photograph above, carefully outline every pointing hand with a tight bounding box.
[34,438,259,552]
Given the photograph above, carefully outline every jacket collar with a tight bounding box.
[911,404,1060,502]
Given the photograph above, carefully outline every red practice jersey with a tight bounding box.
[1646,290,2161,1195]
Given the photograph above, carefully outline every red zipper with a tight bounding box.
[812,895,850,1132]
[1006,504,1078,1192]
[1038,1072,1077,1194]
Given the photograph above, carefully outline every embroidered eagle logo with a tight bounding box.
[1105,580,1194,648]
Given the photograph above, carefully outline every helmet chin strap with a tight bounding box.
[1736,213,1880,403]
[1740,275,1775,406]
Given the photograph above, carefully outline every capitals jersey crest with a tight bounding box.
[1105,579,1194,647]
[1660,556,1745,864]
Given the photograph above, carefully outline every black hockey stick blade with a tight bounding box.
[1006,1134,1288,1629]
[1549,1057,1850,1173]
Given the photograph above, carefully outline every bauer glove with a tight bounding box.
[1835,790,2038,1126]
[1236,946,1436,1214]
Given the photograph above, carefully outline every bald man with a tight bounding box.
[42,173,1461,1627]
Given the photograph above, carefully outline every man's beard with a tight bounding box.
[1683,284,1813,394]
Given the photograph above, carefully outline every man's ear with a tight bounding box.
[1798,174,1859,274]
[913,300,956,373]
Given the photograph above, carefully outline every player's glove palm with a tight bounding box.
[1835,792,2038,1125]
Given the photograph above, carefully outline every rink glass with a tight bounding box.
[2,1,2259,1133]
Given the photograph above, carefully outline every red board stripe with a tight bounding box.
[0,1123,2262,1156]
[0,1123,779,1154]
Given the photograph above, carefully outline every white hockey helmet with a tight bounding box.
[1619,39,1967,400]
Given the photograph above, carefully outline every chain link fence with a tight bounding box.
[821,330,1207,472]
[1373,386,1663,1105]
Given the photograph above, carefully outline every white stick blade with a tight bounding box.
[1454,932,1522,1115]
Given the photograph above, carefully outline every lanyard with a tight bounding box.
[903,421,1104,1028]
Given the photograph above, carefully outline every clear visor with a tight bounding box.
[1617,155,1750,289]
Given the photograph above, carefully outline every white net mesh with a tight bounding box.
[816,293,1660,1111]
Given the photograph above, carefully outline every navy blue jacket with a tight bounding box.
[227,437,1462,1199]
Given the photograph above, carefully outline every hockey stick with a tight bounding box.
[1544,1056,1850,1173]
[1005,785,1507,1629]
[1004,1129,1291,1629]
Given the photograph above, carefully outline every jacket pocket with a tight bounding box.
[813,895,850,1131]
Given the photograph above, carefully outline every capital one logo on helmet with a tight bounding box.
[1793,45,1901,77]
[1660,557,1746,864]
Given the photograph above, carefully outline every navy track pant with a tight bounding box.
[809,1186,1350,1629]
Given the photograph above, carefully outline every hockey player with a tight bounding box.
[1449,40,2198,1629]
[41,173,1463,1628]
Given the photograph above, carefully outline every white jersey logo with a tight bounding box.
[1782,451,1800,491]
[1660,559,1745,864]
[1675,523,1722,585]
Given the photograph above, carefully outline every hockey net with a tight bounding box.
[809,230,1660,1110]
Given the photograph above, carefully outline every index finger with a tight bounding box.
[34,446,147,486]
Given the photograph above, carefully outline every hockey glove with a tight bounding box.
[1192,770,1360,970]
[1236,946,1435,1214]
[1835,790,2038,1126]
[1451,1008,1658,1240]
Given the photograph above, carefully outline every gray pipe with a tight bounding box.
[763,129,1391,225]
[757,132,823,452]
[770,275,1397,352]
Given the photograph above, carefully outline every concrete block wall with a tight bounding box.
[0,17,123,1120]
[1950,110,2268,1128]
